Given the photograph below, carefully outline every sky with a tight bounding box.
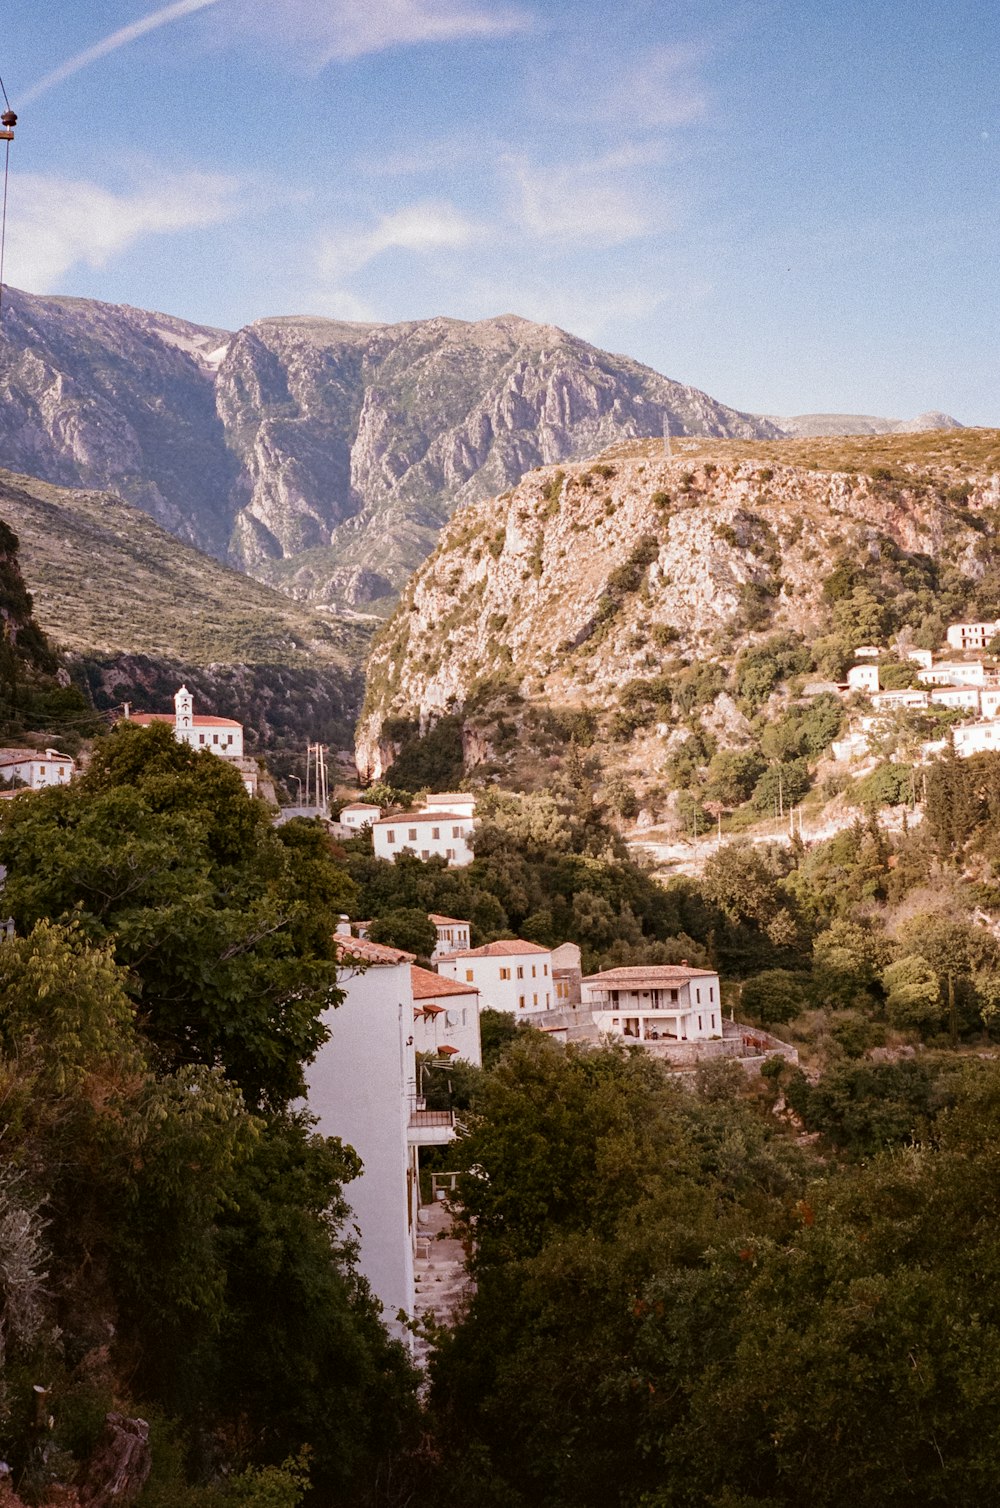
[2,0,997,422]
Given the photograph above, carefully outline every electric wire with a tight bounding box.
[0,138,10,324]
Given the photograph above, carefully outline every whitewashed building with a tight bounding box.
[304,931,456,1345]
[411,965,482,1065]
[946,621,1000,651]
[439,939,555,1014]
[339,801,382,830]
[429,913,471,960]
[127,687,256,794]
[918,662,987,688]
[0,747,75,789]
[954,721,1000,757]
[870,688,930,712]
[929,685,981,713]
[847,664,880,694]
[551,941,583,1008]
[582,964,722,1043]
[904,648,934,670]
[373,808,475,866]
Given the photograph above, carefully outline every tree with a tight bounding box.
[740,969,808,1026]
[0,724,357,1110]
[367,907,437,957]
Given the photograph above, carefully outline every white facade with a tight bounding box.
[128,687,251,790]
[373,809,475,866]
[423,792,477,819]
[439,940,555,1014]
[0,747,75,789]
[582,965,722,1043]
[929,686,981,713]
[954,721,1000,757]
[918,662,987,688]
[904,648,934,670]
[847,664,880,694]
[853,645,882,660]
[870,689,930,712]
[429,914,471,960]
[340,802,382,830]
[981,689,1000,719]
[411,965,482,1065]
[947,622,1000,651]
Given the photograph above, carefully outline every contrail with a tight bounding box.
[21,0,225,104]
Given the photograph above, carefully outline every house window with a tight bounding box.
[465,970,474,982]
[213,734,219,744]
[421,849,429,859]
[696,988,701,1003]
[408,828,417,841]
[199,734,205,745]
[499,968,511,980]
[709,986,714,1001]
[531,965,536,977]
[711,1015,716,1029]
[446,848,456,860]
[432,826,440,838]
[544,964,549,975]
[533,993,538,1006]
[698,1016,703,1031]
[386,830,395,843]
[516,966,524,979]
[546,993,550,1006]
[518,995,526,1008]
[452,826,462,838]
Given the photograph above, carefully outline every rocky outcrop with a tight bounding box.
[356,433,999,783]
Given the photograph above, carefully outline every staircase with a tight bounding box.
[412,1199,474,1370]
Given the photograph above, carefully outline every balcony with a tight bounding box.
[407,1096,456,1146]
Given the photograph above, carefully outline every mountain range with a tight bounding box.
[0,286,962,614]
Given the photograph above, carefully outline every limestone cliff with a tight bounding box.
[356,430,1000,791]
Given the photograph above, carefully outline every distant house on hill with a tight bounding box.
[429,914,471,960]
[339,801,382,831]
[125,686,256,795]
[581,963,722,1044]
[372,793,476,867]
[947,620,1000,651]
[0,747,75,790]
[438,939,554,1013]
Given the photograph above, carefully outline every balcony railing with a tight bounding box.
[408,1096,455,1128]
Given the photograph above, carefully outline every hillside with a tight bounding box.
[0,287,819,613]
[0,469,368,753]
[357,429,1000,818]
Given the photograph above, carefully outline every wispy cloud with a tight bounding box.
[239,0,532,64]
[316,199,480,281]
[6,170,244,289]
[21,0,222,103]
[505,149,658,244]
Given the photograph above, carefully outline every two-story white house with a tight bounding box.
[411,965,482,1065]
[339,801,382,831]
[0,747,76,789]
[438,939,555,1014]
[847,664,880,694]
[918,662,987,688]
[947,621,1000,651]
[429,914,472,960]
[373,806,475,866]
[928,685,981,713]
[581,964,722,1043]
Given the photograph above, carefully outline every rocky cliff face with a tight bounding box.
[356,430,1000,786]
[0,290,787,611]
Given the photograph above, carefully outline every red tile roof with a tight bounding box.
[582,965,717,988]
[130,712,243,729]
[411,964,479,1000]
[374,811,471,825]
[450,939,549,958]
[335,935,414,966]
[429,913,469,927]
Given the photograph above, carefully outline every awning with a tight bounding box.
[436,1044,459,1056]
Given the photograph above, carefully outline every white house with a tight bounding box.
[981,688,1000,719]
[429,913,471,960]
[904,648,934,670]
[954,721,1000,757]
[582,964,722,1043]
[339,802,382,831]
[847,664,880,694]
[423,792,477,820]
[304,931,457,1345]
[870,688,930,712]
[373,808,475,866]
[439,939,555,1014]
[947,621,1000,651]
[551,941,583,1008]
[411,965,482,1065]
[929,685,981,713]
[853,645,882,660]
[918,662,987,688]
[127,687,256,794]
[0,747,75,789]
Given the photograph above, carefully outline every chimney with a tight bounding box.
[335,915,351,936]
[123,702,130,719]
[680,958,689,967]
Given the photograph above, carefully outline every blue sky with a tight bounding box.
[3,0,997,422]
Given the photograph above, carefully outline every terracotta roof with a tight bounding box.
[129,712,243,729]
[450,939,549,959]
[374,811,471,825]
[335,935,414,966]
[0,749,72,766]
[423,792,475,802]
[411,964,479,1000]
[582,965,717,989]
[429,913,469,927]
[341,802,381,811]
[436,1044,459,1056]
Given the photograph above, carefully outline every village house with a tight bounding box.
[411,965,482,1065]
[372,798,476,866]
[0,747,75,789]
[918,661,988,688]
[870,688,930,713]
[946,621,1000,651]
[304,928,460,1345]
[429,914,471,960]
[126,687,257,795]
[551,941,583,1007]
[954,721,1000,757]
[581,963,722,1043]
[438,938,555,1013]
[928,685,981,713]
[847,664,880,694]
[339,801,382,831]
